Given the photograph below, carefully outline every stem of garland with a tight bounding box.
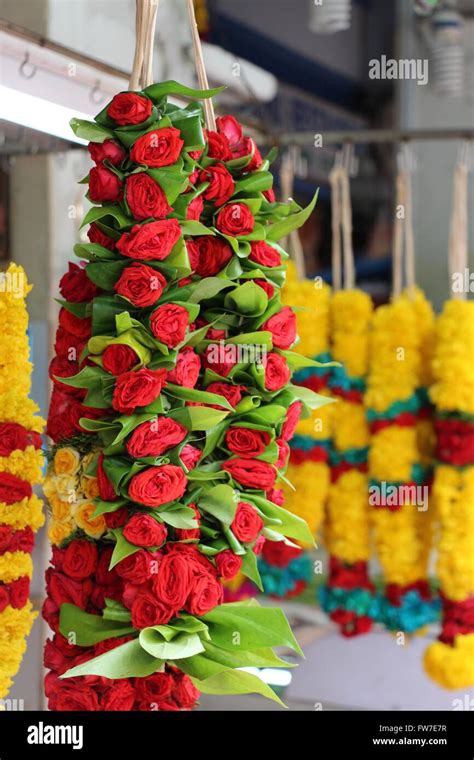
[449,154,468,301]
[186,0,216,131]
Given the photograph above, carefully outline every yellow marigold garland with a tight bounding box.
[424,300,474,688]
[0,263,45,699]
[366,288,439,633]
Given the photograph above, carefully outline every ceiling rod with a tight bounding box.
[267,128,474,146]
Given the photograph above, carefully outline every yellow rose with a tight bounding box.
[81,451,96,475]
[49,495,71,521]
[47,519,74,546]
[54,474,78,502]
[82,476,100,500]
[73,501,106,539]
[54,447,81,476]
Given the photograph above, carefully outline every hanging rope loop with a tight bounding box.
[393,144,416,298]
[186,0,216,131]
[449,142,470,301]
[330,146,355,290]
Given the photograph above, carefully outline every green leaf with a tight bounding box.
[147,166,189,205]
[234,171,273,195]
[169,406,229,431]
[198,484,238,524]
[144,81,225,101]
[81,205,132,230]
[279,350,340,372]
[178,640,292,680]
[59,603,135,646]
[179,220,215,237]
[61,639,162,680]
[74,242,117,262]
[240,548,263,591]
[243,493,315,546]
[55,299,89,319]
[70,118,115,143]
[224,281,268,317]
[139,629,205,660]
[86,260,127,290]
[165,383,233,411]
[191,669,285,707]
[200,602,303,656]
[266,189,319,241]
[109,528,141,569]
[284,384,336,411]
[157,506,199,530]
[103,598,132,623]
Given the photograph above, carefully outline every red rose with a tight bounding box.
[202,343,236,377]
[232,137,262,171]
[276,438,290,468]
[42,597,59,632]
[54,327,86,361]
[112,368,167,414]
[216,115,243,147]
[88,139,126,165]
[9,577,30,608]
[102,344,139,375]
[167,347,200,388]
[107,92,152,125]
[150,304,189,347]
[264,352,291,391]
[128,465,187,507]
[206,130,231,160]
[186,572,223,616]
[89,165,122,203]
[58,308,91,340]
[131,590,176,628]
[62,539,98,580]
[262,306,296,349]
[231,501,264,542]
[206,381,245,410]
[186,237,233,277]
[104,507,128,529]
[44,638,68,674]
[87,223,116,251]
[130,127,184,167]
[171,669,200,710]
[224,459,277,489]
[115,262,167,307]
[45,568,91,610]
[116,549,153,584]
[215,549,242,580]
[117,220,181,261]
[199,164,235,206]
[216,203,254,236]
[47,388,78,442]
[225,427,271,458]
[102,681,136,711]
[54,682,99,711]
[71,402,109,434]
[136,672,173,706]
[180,444,201,471]
[175,504,200,540]
[127,417,187,459]
[253,535,265,555]
[255,279,275,299]
[249,241,282,267]
[59,262,98,303]
[186,195,204,221]
[263,187,276,202]
[123,513,168,548]
[95,546,117,585]
[97,452,117,501]
[0,423,29,456]
[266,487,285,506]
[126,173,172,221]
[0,473,32,504]
[281,400,303,441]
[153,551,190,608]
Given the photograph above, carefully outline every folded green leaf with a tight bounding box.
[61,639,162,679]
[59,603,135,647]
[266,189,319,242]
[191,669,285,707]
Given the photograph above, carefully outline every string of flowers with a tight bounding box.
[42,82,327,710]
[365,288,440,633]
[424,299,474,688]
[256,262,333,598]
[0,263,44,700]
[319,288,377,636]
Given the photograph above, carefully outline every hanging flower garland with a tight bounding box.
[0,263,44,699]
[423,159,474,687]
[319,288,377,636]
[365,288,440,633]
[42,81,328,710]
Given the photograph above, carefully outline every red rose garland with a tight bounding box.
[42,82,325,709]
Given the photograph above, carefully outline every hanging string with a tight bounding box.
[141,0,158,89]
[449,146,469,301]
[392,146,416,298]
[330,162,355,290]
[129,0,159,91]
[186,0,216,131]
[392,172,405,298]
[330,166,342,291]
[129,0,146,91]
[404,168,416,294]
[340,166,355,290]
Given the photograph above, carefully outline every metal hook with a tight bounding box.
[19,52,37,80]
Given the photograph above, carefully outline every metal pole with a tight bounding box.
[262,129,474,146]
